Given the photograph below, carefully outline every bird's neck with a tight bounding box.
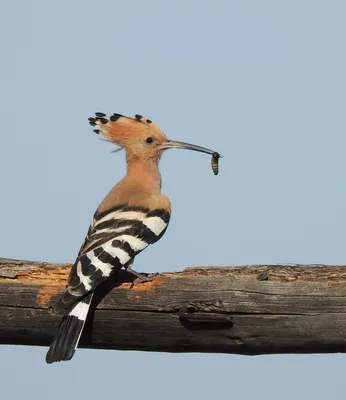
[125,156,162,195]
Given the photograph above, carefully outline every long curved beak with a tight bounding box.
[160,140,222,157]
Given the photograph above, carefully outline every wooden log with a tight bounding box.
[1,257,346,355]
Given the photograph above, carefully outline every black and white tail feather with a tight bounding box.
[46,293,93,363]
[46,204,170,363]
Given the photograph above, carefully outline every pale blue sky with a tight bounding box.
[1,0,346,399]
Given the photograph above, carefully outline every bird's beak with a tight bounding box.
[160,140,222,157]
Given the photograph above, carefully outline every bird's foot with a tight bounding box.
[126,268,159,289]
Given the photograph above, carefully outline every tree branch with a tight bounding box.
[1,257,346,355]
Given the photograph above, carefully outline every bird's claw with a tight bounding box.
[129,272,159,289]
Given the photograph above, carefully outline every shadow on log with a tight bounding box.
[1,257,346,355]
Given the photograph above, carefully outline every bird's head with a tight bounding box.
[89,112,220,164]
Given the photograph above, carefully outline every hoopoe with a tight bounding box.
[46,112,221,363]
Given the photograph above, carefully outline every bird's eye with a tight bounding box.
[145,137,153,144]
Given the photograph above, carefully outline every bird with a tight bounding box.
[46,112,221,363]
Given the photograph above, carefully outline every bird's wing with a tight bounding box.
[55,204,170,311]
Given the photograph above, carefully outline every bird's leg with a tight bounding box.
[124,259,158,288]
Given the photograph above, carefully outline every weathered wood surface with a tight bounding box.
[1,257,346,355]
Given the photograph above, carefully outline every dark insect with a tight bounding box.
[211,152,220,175]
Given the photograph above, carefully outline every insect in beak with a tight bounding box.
[160,140,223,175]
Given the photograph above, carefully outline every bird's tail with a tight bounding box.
[46,292,93,364]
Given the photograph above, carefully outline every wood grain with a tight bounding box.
[1,257,346,355]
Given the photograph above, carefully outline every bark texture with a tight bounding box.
[1,257,346,355]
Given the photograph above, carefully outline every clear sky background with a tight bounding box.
[1,0,346,398]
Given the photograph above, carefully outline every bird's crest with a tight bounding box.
[88,112,166,151]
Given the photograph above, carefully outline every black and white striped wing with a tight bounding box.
[56,205,170,311]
